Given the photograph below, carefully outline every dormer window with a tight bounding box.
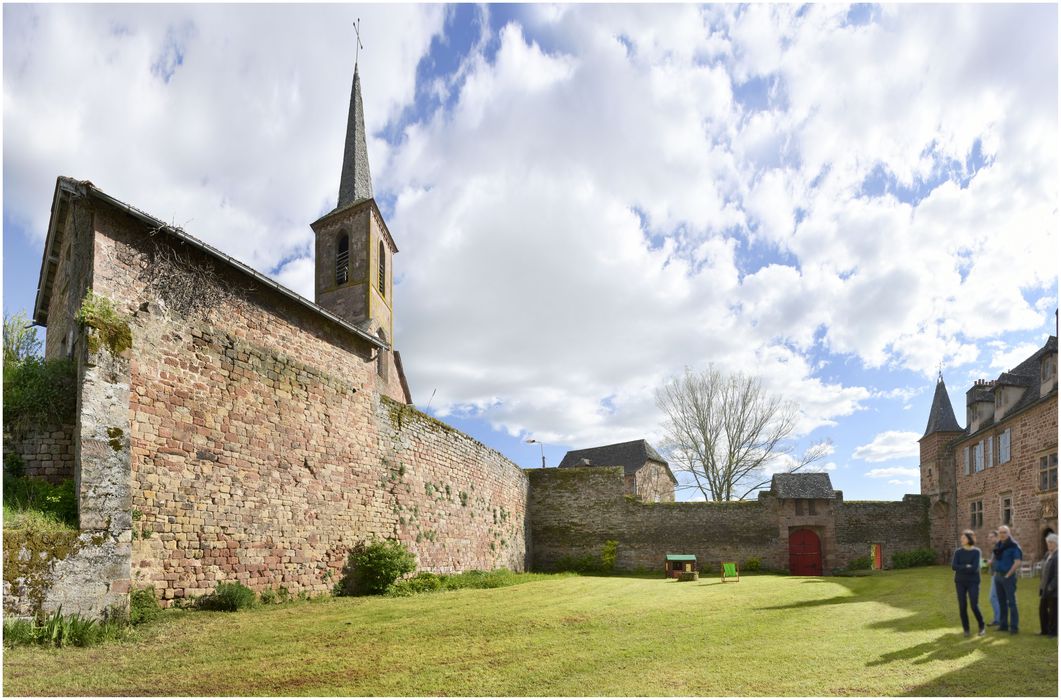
[1043,354,1057,382]
[995,390,1003,409]
[378,240,386,297]
[336,233,350,286]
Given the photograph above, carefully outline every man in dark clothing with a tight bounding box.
[993,525,1023,633]
[1040,533,1058,637]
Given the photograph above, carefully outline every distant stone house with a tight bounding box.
[920,334,1058,562]
[557,439,676,502]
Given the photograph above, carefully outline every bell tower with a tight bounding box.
[311,57,397,343]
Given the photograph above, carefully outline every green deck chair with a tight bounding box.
[721,561,740,583]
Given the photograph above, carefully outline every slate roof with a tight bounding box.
[558,439,676,483]
[959,335,1057,438]
[769,473,836,499]
[923,377,963,437]
[337,63,373,208]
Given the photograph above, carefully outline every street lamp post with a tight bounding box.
[525,438,546,468]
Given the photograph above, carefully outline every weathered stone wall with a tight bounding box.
[528,467,930,574]
[85,201,526,604]
[834,497,931,567]
[3,324,134,619]
[952,394,1058,561]
[635,462,675,503]
[4,422,76,483]
[920,429,963,562]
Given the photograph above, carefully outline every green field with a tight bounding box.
[3,567,1057,696]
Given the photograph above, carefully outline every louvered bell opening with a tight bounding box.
[336,235,350,286]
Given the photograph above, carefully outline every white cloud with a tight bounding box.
[853,432,922,463]
[866,467,920,480]
[887,479,916,487]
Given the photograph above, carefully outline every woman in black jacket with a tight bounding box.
[952,529,985,637]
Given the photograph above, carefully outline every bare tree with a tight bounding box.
[655,366,831,501]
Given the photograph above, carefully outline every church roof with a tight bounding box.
[922,376,963,437]
[557,439,676,484]
[337,63,373,208]
[33,177,388,351]
[769,473,836,499]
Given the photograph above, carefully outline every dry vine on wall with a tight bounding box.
[117,224,255,321]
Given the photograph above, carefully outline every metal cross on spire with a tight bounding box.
[353,17,364,66]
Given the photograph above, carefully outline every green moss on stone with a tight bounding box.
[107,427,124,452]
[2,529,83,616]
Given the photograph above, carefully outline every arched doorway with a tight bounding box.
[789,528,822,575]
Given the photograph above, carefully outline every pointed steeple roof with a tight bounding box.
[923,375,962,437]
[337,62,373,208]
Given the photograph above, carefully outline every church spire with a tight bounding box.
[923,375,962,437]
[337,59,373,208]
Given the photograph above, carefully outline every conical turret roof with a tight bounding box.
[923,376,962,437]
[337,63,373,207]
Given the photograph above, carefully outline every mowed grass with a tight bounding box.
[3,567,1057,696]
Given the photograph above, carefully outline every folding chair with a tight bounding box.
[721,561,740,583]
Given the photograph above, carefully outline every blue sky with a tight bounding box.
[3,4,1057,500]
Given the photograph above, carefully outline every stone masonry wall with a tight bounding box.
[88,201,526,604]
[4,422,76,483]
[834,497,931,567]
[635,462,675,503]
[953,394,1058,561]
[528,467,930,574]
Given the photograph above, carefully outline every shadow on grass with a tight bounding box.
[866,632,992,667]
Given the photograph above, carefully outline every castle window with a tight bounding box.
[974,442,984,473]
[1040,452,1058,491]
[963,446,971,475]
[808,499,816,515]
[986,436,994,468]
[999,429,1011,464]
[795,499,803,515]
[1000,495,1012,526]
[970,500,983,528]
[378,240,386,297]
[336,233,350,285]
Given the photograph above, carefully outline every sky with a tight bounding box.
[3,3,1058,501]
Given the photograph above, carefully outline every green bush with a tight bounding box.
[744,558,761,572]
[2,356,77,433]
[600,540,619,572]
[130,587,162,625]
[387,569,567,597]
[891,548,936,569]
[337,540,416,596]
[2,475,78,530]
[388,572,444,596]
[198,582,256,612]
[847,556,872,571]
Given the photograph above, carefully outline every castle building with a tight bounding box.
[920,335,1058,562]
[557,439,676,503]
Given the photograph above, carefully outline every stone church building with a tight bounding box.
[6,53,940,618]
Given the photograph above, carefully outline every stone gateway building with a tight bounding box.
[5,55,935,618]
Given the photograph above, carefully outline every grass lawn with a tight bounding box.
[3,566,1057,696]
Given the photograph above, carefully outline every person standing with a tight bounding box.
[986,530,1001,625]
[993,525,1023,634]
[952,530,986,637]
[1039,533,1058,637]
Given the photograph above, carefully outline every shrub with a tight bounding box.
[891,548,936,569]
[258,588,277,605]
[337,540,416,596]
[386,569,567,597]
[130,587,162,625]
[600,540,619,572]
[744,558,761,572]
[198,582,256,611]
[2,475,78,530]
[847,556,872,571]
[2,356,77,433]
[388,572,444,596]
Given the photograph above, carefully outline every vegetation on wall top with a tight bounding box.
[77,290,132,355]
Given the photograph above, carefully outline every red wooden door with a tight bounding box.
[789,528,822,575]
